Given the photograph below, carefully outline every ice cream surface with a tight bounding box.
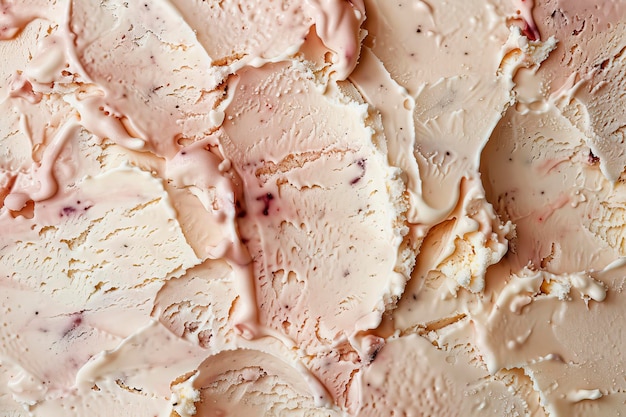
[1,0,625,416]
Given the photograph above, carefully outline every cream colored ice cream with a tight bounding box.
[1,0,625,416]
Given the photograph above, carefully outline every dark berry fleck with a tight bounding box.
[350,158,367,185]
[257,192,274,216]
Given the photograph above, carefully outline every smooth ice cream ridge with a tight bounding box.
[1,0,626,416]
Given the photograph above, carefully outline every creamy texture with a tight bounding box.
[1,0,626,416]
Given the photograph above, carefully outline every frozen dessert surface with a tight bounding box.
[1,0,626,416]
